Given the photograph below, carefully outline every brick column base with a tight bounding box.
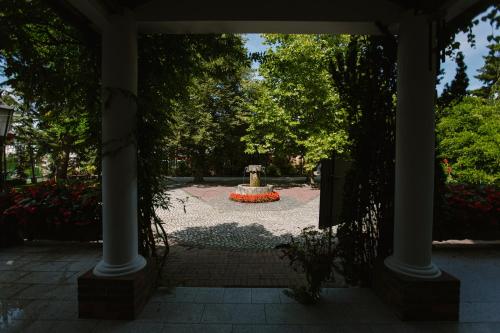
[78,258,157,320]
[372,261,460,321]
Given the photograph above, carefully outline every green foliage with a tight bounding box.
[0,0,100,179]
[280,227,339,304]
[473,5,499,99]
[166,35,251,180]
[331,36,397,286]
[474,37,500,99]
[242,35,349,174]
[436,96,500,185]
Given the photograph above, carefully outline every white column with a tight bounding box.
[93,11,146,277]
[384,13,441,279]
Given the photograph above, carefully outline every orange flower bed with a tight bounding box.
[229,191,280,203]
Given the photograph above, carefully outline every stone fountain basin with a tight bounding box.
[236,184,274,195]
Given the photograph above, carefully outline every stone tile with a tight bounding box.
[485,323,500,333]
[160,324,193,333]
[0,283,30,298]
[0,300,27,332]
[279,289,299,304]
[202,304,266,324]
[265,303,348,325]
[0,259,29,271]
[161,303,205,323]
[139,302,204,323]
[0,319,31,333]
[44,320,98,333]
[0,271,30,283]
[137,301,162,320]
[321,288,380,304]
[461,302,500,322]
[302,324,372,333]
[223,288,251,303]
[94,320,164,332]
[233,324,303,333]
[16,299,50,320]
[37,300,78,320]
[194,288,225,303]
[64,260,98,273]
[18,320,55,333]
[154,287,198,303]
[17,271,77,284]
[28,261,72,271]
[342,303,398,323]
[161,324,232,333]
[50,284,78,300]
[14,284,60,299]
[251,288,281,304]
[370,323,495,333]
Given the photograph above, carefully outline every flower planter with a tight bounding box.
[229,191,280,203]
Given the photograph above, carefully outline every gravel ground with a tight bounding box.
[157,185,321,250]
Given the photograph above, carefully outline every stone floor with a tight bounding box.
[1,242,500,332]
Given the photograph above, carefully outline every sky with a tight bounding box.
[243,14,496,94]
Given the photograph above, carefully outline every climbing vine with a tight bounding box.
[330,35,397,286]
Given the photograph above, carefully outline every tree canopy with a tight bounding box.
[242,35,350,175]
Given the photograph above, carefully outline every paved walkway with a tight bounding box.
[1,242,499,332]
[162,244,347,288]
[157,183,321,250]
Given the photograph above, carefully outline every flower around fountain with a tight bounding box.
[229,165,280,203]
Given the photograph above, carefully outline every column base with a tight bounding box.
[372,260,460,321]
[93,254,147,277]
[78,258,157,320]
[384,255,441,279]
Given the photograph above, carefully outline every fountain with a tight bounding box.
[229,165,280,202]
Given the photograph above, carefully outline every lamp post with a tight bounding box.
[0,103,14,191]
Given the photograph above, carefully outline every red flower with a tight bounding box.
[229,191,280,203]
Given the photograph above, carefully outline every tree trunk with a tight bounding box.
[56,148,70,180]
[192,149,205,182]
[28,144,37,184]
[306,170,316,185]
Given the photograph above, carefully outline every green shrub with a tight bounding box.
[280,227,340,303]
[437,97,500,185]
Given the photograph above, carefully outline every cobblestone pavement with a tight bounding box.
[157,183,321,250]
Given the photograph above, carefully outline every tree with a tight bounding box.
[474,6,500,99]
[0,0,101,179]
[243,34,349,178]
[166,35,251,181]
[438,52,469,109]
[436,96,500,184]
[474,36,500,99]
